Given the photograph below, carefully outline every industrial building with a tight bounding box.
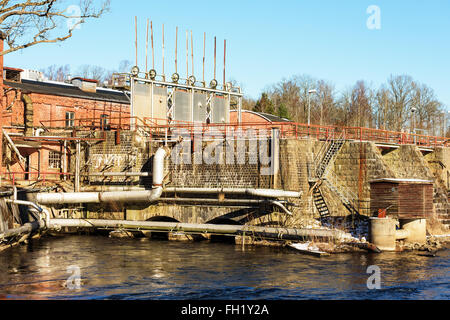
[0,29,449,252]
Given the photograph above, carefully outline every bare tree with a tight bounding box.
[118,59,132,73]
[41,64,70,81]
[386,75,414,131]
[313,80,335,126]
[351,80,374,128]
[374,86,390,130]
[410,82,442,134]
[0,0,110,56]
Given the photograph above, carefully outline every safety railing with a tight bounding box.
[35,115,450,148]
[0,171,72,184]
[143,119,338,141]
[343,127,449,148]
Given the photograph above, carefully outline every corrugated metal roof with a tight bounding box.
[4,79,130,104]
[369,178,433,184]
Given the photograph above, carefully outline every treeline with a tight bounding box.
[243,74,448,136]
[40,60,132,85]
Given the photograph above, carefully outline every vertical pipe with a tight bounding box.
[151,21,154,70]
[203,32,206,84]
[145,19,149,73]
[75,141,80,192]
[63,140,67,181]
[223,39,226,87]
[175,27,178,74]
[135,16,138,67]
[186,30,188,80]
[214,36,216,80]
[191,30,194,77]
[162,24,165,78]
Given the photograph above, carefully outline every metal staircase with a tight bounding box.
[312,182,331,221]
[323,170,360,218]
[314,137,345,179]
[309,133,361,222]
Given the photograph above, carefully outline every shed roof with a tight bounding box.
[230,110,292,123]
[369,178,433,184]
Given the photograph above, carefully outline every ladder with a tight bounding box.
[312,184,331,222]
[315,138,345,179]
[308,132,361,223]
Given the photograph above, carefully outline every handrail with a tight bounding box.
[0,171,72,184]
[31,115,450,148]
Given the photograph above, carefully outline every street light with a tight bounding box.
[411,107,417,144]
[308,89,317,127]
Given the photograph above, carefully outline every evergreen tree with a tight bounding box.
[277,103,290,119]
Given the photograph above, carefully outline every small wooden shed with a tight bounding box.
[370,178,434,219]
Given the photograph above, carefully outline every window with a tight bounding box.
[100,114,109,129]
[48,151,61,169]
[65,111,75,127]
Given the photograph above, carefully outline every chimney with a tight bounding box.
[71,77,98,93]
[0,31,5,89]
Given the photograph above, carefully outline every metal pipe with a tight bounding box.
[75,141,80,192]
[37,147,168,205]
[83,172,149,177]
[4,199,50,226]
[48,219,349,241]
[214,36,216,80]
[151,20,154,70]
[35,128,45,137]
[0,220,46,241]
[162,24,165,79]
[175,26,178,73]
[160,198,292,215]
[163,187,301,198]
[2,129,26,165]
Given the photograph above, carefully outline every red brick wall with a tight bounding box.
[1,88,130,184]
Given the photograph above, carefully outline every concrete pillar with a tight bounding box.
[400,218,427,244]
[369,217,397,251]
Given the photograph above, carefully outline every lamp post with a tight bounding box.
[307,89,317,127]
[411,107,417,144]
[444,110,449,137]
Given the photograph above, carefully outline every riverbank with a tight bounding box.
[1,235,449,300]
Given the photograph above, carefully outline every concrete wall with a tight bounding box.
[46,131,449,229]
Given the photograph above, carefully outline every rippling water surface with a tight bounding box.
[0,235,448,300]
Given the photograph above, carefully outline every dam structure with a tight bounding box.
[0,67,449,250]
[0,29,449,252]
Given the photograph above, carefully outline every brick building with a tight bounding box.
[0,34,130,184]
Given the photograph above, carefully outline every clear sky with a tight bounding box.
[4,0,450,110]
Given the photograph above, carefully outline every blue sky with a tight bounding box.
[4,0,450,110]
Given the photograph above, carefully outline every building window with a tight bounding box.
[65,111,75,127]
[48,151,61,169]
[100,114,109,129]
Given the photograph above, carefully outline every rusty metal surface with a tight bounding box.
[370,181,433,219]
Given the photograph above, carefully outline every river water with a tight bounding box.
[0,235,448,300]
